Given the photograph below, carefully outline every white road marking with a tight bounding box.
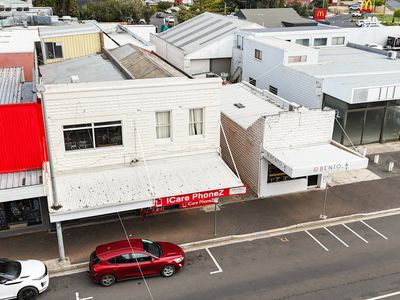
[343,224,368,243]
[361,220,388,240]
[76,292,93,300]
[324,227,349,247]
[206,248,223,275]
[364,290,400,300]
[305,230,329,252]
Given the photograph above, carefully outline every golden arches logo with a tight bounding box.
[360,0,373,12]
[316,10,325,17]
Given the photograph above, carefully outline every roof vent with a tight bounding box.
[70,75,79,83]
[387,50,397,60]
[234,103,245,109]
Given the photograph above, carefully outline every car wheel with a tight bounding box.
[161,264,176,277]
[17,286,39,300]
[100,274,116,287]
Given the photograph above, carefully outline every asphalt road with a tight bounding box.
[40,214,400,300]
[327,14,359,27]
[387,0,400,10]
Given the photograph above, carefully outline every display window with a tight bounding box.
[0,198,43,231]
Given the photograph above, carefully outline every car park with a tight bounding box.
[0,258,49,300]
[89,238,185,287]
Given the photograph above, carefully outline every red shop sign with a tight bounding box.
[154,186,247,208]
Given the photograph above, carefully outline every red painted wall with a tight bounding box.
[0,103,48,174]
[0,52,34,82]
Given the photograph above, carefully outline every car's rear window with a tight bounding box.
[90,251,101,265]
[0,259,21,280]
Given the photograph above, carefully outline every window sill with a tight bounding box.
[64,145,124,153]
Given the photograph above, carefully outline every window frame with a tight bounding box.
[189,108,205,137]
[269,85,278,95]
[295,38,310,47]
[249,77,256,86]
[332,36,345,46]
[287,55,307,63]
[155,110,172,140]
[254,49,262,60]
[45,42,63,59]
[313,38,328,47]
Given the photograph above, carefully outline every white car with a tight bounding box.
[352,11,362,17]
[0,259,49,300]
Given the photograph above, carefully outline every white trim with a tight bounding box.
[0,184,46,202]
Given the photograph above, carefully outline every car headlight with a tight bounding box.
[174,257,184,263]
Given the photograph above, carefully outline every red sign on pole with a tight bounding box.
[154,186,247,208]
[313,8,327,20]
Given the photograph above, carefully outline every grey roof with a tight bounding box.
[39,23,100,38]
[109,44,186,79]
[156,12,261,54]
[221,82,284,129]
[40,54,126,84]
[0,67,23,105]
[236,8,316,28]
[0,169,42,190]
[240,24,340,33]
[290,46,400,78]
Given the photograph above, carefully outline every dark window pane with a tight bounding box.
[344,111,364,146]
[362,109,384,144]
[63,123,92,129]
[45,43,54,59]
[367,101,387,108]
[64,129,94,151]
[54,45,63,58]
[382,106,400,141]
[114,254,132,264]
[94,126,122,147]
[132,253,152,263]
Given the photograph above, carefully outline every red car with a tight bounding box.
[89,238,185,287]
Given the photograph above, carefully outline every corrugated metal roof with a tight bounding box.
[0,67,23,105]
[240,24,341,33]
[39,23,100,38]
[0,169,42,190]
[157,12,261,54]
[110,44,186,79]
[51,153,242,215]
[221,82,284,129]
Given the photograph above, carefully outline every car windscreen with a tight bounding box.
[0,259,21,280]
[90,251,101,265]
[141,239,162,258]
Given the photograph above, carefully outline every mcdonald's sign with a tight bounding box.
[360,0,373,12]
[314,8,327,20]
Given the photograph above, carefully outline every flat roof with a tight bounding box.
[289,46,400,78]
[0,28,38,53]
[156,12,261,54]
[39,23,100,38]
[240,24,341,33]
[40,54,126,84]
[221,82,284,129]
[250,36,310,51]
[49,153,242,222]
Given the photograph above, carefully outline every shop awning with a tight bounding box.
[49,154,243,222]
[264,141,368,178]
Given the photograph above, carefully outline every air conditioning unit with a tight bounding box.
[387,50,397,60]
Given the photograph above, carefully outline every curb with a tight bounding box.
[47,207,400,278]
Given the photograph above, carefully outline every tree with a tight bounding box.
[374,0,384,6]
[177,0,224,22]
[143,5,155,23]
[33,0,79,17]
[393,8,400,23]
[287,0,309,17]
[81,0,143,22]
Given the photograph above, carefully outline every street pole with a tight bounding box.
[56,222,66,261]
[319,174,331,220]
[214,203,217,236]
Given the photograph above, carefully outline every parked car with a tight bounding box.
[89,238,185,287]
[0,258,49,300]
[155,12,164,18]
[348,3,360,10]
[352,11,362,17]
[356,18,379,27]
[164,8,172,14]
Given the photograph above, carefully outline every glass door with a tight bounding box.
[362,108,385,144]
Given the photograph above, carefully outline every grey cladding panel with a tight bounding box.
[199,27,237,45]
[169,18,222,44]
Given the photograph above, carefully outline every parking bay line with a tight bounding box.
[324,227,349,247]
[305,230,329,252]
[205,248,223,275]
[364,290,400,300]
[343,224,368,243]
[360,220,388,240]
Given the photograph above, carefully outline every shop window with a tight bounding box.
[295,39,310,46]
[332,37,345,45]
[0,198,43,231]
[382,101,400,142]
[269,85,278,95]
[344,111,364,146]
[314,38,327,47]
[363,108,384,144]
[45,42,63,59]
[288,55,307,63]
[255,49,262,60]
[189,108,204,136]
[249,77,256,86]
[156,111,171,139]
[63,121,122,151]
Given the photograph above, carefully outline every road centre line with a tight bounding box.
[342,224,368,243]
[361,220,388,240]
[205,248,223,275]
[324,227,349,247]
[364,290,400,300]
[305,230,329,252]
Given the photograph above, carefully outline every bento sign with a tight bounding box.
[155,186,247,207]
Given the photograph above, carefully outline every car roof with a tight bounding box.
[95,239,144,261]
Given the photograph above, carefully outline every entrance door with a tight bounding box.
[362,108,385,144]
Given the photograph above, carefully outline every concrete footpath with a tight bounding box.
[0,149,399,270]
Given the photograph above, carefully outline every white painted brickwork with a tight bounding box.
[264,109,335,150]
[43,77,222,174]
[221,113,264,194]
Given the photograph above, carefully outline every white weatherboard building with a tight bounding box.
[150,12,262,76]
[220,82,368,197]
[239,30,400,145]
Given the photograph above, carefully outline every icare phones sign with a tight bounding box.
[314,8,327,20]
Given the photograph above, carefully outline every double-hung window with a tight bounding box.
[63,121,122,151]
[332,37,345,45]
[314,38,327,47]
[189,108,204,136]
[156,111,171,139]
[45,42,63,59]
[255,49,262,60]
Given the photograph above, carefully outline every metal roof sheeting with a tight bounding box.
[157,12,261,54]
[0,169,43,190]
[0,67,23,105]
[39,23,100,38]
